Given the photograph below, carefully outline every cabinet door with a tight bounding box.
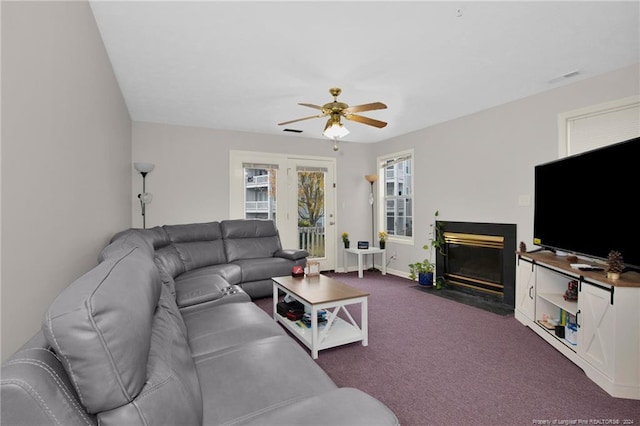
[578,282,615,379]
[515,257,536,321]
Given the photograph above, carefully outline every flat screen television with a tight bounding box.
[533,136,640,270]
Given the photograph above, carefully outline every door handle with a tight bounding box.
[329,221,335,225]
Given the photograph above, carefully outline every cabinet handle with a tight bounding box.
[576,309,581,328]
[529,285,533,300]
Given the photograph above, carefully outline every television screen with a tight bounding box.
[533,136,640,270]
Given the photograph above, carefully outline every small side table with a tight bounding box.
[344,247,386,278]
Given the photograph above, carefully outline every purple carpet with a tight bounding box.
[255,271,640,426]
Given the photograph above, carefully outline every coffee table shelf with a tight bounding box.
[272,275,369,359]
[277,315,364,350]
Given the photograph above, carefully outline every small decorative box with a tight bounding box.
[305,260,320,276]
[291,265,304,278]
[357,241,369,249]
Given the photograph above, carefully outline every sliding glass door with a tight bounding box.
[230,152,336,271]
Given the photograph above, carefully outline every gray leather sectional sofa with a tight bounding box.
[1,219,399,425]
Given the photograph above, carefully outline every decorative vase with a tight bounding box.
[379,241,385,249]
[607,271,620,280]
[418,272,434,286]
[344,241,350,249]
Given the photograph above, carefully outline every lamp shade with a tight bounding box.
[365,174,378,183]
[323,122,349,139]
[134,162,155,173]
[139,192,153,204]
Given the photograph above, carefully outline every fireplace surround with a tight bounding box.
[435,221,516,308]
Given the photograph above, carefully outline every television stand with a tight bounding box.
[515,250,640,400]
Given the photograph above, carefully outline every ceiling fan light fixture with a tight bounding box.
[323,122,349,139]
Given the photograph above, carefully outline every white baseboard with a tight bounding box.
[334,265,412,281]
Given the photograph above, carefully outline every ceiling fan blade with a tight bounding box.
[343,102,387,114]
[324,118,333,132]
[298,103,324,111]
[344,114,388,128]
[278,113,326,126]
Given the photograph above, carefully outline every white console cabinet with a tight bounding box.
[515,257,536,322]
[515,251,640,400]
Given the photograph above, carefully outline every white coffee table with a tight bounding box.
[344,247,387,278]
[272,274,369,359]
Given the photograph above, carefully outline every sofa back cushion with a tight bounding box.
[99,227,171,263]
[0,333,98,426]
[98,230,154,261]
[42,247,159,413]
[42,247,202,424]
[98,286,203,425]
[164,222,227,270]
[154,245,185,296]
[136,226,172,250]
[221,219,282,262]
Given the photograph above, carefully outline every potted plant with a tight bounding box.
[408,211,445,287]
[378,231,388,249]
[408,259,434,286]
[342,232,350,249]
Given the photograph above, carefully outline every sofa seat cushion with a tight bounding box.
[195,335,337,425]
[181,302,285,358]
[232,388,400,425]
[233,257,295,283]
[174,274,232,308]
[177,263,242,286]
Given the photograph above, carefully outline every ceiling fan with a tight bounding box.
[278,88,388,137]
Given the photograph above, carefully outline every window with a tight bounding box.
[558,96,639,156]
[243,163,278,220]
[379,150,413,241]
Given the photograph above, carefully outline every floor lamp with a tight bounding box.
[365,174,379,272]
[134,162,154,229]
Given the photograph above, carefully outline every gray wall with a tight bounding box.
[1,1,132,361]
[373,64,639,275]
[133,64,639,278]
[132,121,374,250]
[132,65,640,275]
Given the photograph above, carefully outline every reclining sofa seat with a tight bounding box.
[140,219,308,305]
[0,220,399,425]
[220,219,308,298]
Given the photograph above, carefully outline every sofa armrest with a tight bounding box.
[274,249,309,261]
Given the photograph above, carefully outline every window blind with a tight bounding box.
[243,162,279,170]
[567,103,640,155]
[296,166,328,173]
[381,154,411,168]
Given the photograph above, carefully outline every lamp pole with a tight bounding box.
[365,174,379,272]
[369,180,375,246]
[134,162,155,229]
[138,172,148,229]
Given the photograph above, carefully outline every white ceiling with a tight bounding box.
[89,1,640,144]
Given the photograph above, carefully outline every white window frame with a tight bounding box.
[558,95,639,157]
[377,149,414,245]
